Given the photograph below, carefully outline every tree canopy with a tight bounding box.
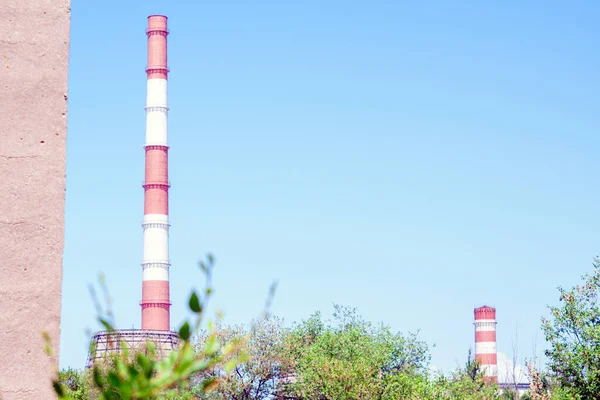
[541,257,600,399]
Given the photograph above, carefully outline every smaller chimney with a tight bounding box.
[474,305,498,383]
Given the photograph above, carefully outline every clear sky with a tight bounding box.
[60,0,600,377]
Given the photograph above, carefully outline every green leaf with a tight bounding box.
[168,348,178,365]
[52,381,65,397]
[99,318,114,332]
[146,341,156,358]
[115,357,128,379]
[179,321,191,341]
[175,343,196,373]
[189,358,211,374]
[204,335,219,355]
[43,331,53,356]
[107,371,121,387]
[136,353,154,378]
[202,377,219,392]
[127,364,140,379]
[224,359,239,373]
[93,366,104,389]
[189,291,202,313]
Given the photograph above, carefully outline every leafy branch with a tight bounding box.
[47,254,248,400]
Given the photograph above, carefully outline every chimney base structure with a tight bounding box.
[86,330,178,368]
[87,15,179,367]
[474,305,498,383]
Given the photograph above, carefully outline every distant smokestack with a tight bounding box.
[141,15,171,330]
[474,305,498,383]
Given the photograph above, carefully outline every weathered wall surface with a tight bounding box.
[0,0,70,398]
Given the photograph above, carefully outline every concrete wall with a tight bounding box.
[0,0,70,398]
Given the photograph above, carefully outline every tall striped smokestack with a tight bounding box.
[474,306,498,383]
[141,15,171,331]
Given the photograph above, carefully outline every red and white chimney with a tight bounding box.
[474,305,498,383]
[140,15,171,331]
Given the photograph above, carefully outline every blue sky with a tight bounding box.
[61,0,600,375]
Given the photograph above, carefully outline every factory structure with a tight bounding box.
[87,15,179,366]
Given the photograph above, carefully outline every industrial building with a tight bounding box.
[87,15,178,366]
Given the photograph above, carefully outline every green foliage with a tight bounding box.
[189,305,502,399]
[51,254,245,400]
[57,368,89,399]
[542,257,600,398]
[426,350,499,400]
[380,371,433,400]
[278,318,500,400]
[192,316,288,399]
[280,304,433,399]
[438,373,499,399]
